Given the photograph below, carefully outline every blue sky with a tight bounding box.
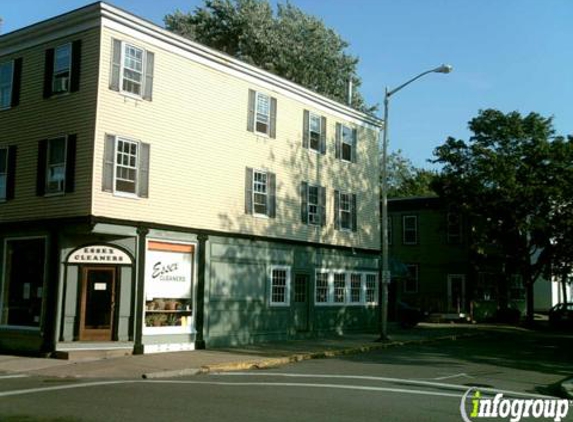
[1,0,571,168]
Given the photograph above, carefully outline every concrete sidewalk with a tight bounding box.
[0,323,521,380]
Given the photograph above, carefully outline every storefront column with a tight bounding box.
[133,226,148,354]
[194,233,208,349]
[41,230,59,355]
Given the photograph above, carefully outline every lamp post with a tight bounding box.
[379,64,453,341]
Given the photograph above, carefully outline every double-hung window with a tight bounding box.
[102,134,150,198]
[44,40,81,98]
[303,110,326,153]
[122,44,143,96]
[52,44,71,94]
[110,39,154,100]
[350,273,362,303]
[403,215,418,244]
[339,193,352,230]
[315,271,329,304]
[253,170,268,215]
[245,168,276,218]
[334,190,357,232]
[333,273,346,303]
[36,136,76,196]
[309,113,321,151]
[115,138,139,194]
[0,148,7,200]
[255,92,270,135]
[247,89,277,138]
[301,182,326,226]
[365,273,377,304]
[0,62,14,109]
[46,137,67,194]
[270,266,291,306]
[335,123,357,163]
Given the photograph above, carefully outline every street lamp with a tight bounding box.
[379,64,453,341]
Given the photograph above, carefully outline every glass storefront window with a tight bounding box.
[1,238,46,328]
[144,241,194,334]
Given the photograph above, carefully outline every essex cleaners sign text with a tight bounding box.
[68,245,132,264]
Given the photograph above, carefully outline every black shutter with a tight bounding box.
[335,123,341,159]
[36,139,48,196]
[110,39,122,91]
[300,181,308,224]
[302,110,309,149]
[320,116,327,155]
[319,186,326,227]
[269,97,277,138]
[351,193,358,232]
[6,146,17,200]
[70,40,82,92]
[65,135,77,193]
[43,48,55,98]
[11,58,22,107]
[268,172,276,218]
[247,90,256,132]
[143,50,154,101]
[351,128,358,163]
[245,167,253,214]
[102,134,115,192]
[138,142,150,198]
[334,189,340,230]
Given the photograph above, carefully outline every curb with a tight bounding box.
[560,378,573,399]
[141,331,483,379]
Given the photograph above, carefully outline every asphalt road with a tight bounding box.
[0,329,571,422]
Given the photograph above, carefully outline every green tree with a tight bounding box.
[386,150,436,198]
[164,0,375,113]
[432,109,573,323]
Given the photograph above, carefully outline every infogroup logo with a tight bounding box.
[460,388,570,422]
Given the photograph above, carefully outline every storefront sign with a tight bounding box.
[145,241,194,300]
[68,245,132,264]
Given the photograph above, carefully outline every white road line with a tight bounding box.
[0,374,28,380]
[0,380,134,398]
[211,372,556,399]
[0,378,460,399]
[434,373,473,381]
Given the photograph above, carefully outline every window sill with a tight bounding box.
[253,213,270,219]
[112,191,141,200]
[44,192,65,198]
[0,106,12,111]
[117,90,144,102]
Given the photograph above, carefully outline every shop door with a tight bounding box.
[447,274,466,314]
[293,274,310,332]
[79,267,116,341]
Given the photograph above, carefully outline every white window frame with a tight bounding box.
[308,112,322,153]
[252,169,268,217]
[403,215,418,245]
[52,43,72,95]
[0,147,7,202]
[120,42,144,98]
[307,184,321,226]
[0,61,14,110]
[404,264,419,294]
[45,136,67,196]
[269,266,291,307]
[314,270,330,305]
[0,236,48,331]
[349,273,363,304]
[364,272,378,305]
[341,124,353,162]
[254,92,271,136]
[113,136,140,198]
[339,192,352,231]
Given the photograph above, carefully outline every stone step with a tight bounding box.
[52,348,133,361]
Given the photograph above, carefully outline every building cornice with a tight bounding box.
[0,1,383,130]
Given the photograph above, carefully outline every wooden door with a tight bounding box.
[79,267,116,341]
